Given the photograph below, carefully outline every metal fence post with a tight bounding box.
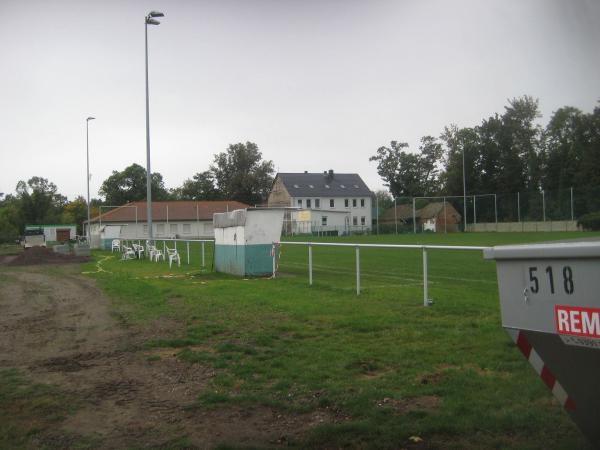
[423,246,430,307]
[187,241,190,265]
[201,242,205,267]
[494,194,498,226]
[443,197,447,233]
[542,190,546,222]
[394,197,398,235]
[413,197,417,234]
[356,246,360,295]
[308,243,313,286]
[571,187,574,221]
[272,243,276,278]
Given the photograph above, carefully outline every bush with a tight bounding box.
[577,212,600,230]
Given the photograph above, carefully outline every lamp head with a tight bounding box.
[149,11,164,17]
[87,117,95,121]
[146,17,161,25]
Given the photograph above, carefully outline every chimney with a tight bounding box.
[304,170,308,174]
[328,169,334,177]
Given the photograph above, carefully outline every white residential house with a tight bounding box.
[268,170,374,234]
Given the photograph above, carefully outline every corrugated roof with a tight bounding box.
[87,200,249,223]
[276,172,372,197]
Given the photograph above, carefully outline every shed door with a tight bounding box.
[56,229,70,242]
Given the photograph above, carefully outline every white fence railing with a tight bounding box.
[278,241,490,305]
[112,237,489,307]
[116,238,213,267]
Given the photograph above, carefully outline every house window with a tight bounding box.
[315,199,320,208]
[321,216,327,226]
[361,216,366,225]
[361,198,365,207]
[329,199,335,208]
[298,199,302,207]
[344,199,349,207]
[353,216,358,226]
[157,223,165,235]
[306,199,311,208]
[352,199,357,207]
[143,225,148,235]
[170,224,178,234]
[183,223,191,234]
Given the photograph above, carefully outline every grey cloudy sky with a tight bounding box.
[1,0,599,200]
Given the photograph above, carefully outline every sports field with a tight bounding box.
[1,232,598,449]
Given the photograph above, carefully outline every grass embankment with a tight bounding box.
[84,232,598,449]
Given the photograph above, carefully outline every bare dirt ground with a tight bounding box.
[0,263,328,449]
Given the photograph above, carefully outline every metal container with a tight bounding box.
[484,241,600,447]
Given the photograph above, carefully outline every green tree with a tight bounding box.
[369,137,443,198]
[171,171,221,201]
[15,177,65,225]
[374,190,394,216]
[61,196,89,235]
[210,142,274,205]
[440,126,481,196]
[99,163,169,205]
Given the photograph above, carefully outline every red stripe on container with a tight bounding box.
[516,332,532,358]
[565,397,576,411]
[540,366,556,390]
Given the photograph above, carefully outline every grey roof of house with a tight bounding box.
[277,172,373,197]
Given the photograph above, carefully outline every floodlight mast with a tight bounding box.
[86,116,95,244]
[144,11,164,243]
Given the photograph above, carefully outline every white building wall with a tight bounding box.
[90,220,214,240]
[289,195,372,230]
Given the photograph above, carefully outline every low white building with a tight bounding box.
[268,170,374,232]
[25,224,76,242]
[85,200,248,248]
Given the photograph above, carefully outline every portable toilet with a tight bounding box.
[484,241,600,447]
[213,208,284,277]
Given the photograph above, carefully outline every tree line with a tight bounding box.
[370,96,600,221]
[0,142,274,241]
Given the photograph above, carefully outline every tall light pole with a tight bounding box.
[86,116,95,243]
[145,10,164,242]
[462,145,467,232]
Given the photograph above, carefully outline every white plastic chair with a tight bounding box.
[146,243,156,261]
[111,239,121,253]
[121,246,136,260]
[132,243,144,259]
[167,248,180,268]
[153,249,165,262]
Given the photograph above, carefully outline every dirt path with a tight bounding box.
[0,265,325,449]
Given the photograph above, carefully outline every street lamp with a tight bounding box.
[86,116,95,244]
[145,10,164,243]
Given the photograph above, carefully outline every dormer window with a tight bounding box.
[340,184,345,188]
[309,184,314,188]
[293,184,300,188]
[354,184,359,188]
[325,184,330,189]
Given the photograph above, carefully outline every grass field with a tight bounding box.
[77,232,599,449]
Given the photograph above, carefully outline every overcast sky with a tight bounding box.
[1,0,599,200]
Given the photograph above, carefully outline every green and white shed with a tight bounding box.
[25,224,76,243]
[213,208,284,277]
